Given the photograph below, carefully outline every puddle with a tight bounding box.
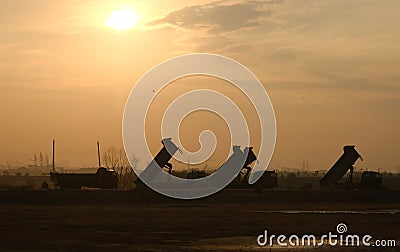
[250,209,400,214]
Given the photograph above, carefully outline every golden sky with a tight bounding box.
[0,0,399,171]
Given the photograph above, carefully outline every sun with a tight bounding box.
[105,8,140,30]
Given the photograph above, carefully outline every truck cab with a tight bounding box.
[361,171,382,188]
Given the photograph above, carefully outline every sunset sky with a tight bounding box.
[0,0,399,172]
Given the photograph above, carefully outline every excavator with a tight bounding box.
[320,145,382,189]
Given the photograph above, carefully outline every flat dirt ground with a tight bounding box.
[0,191,399,251]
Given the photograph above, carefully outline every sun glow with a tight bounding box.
[105,8,139,30]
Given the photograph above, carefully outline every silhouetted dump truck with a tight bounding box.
[135,139,278,190]
[50,168,118,189]
[320,146,362,187]
[134,138,179,187]
[320,146,382,188]
[184,146,278,189]
[228,147,278,189]
[49,139,118,189]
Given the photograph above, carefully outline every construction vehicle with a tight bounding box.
[227,147,278,189]
[134,138,178,187]
[320,145,382,188]
[50,140,118,189]
[50,167,118,189]
[187,170,208,179]
[135,140,278,190]
[361,171,382,189]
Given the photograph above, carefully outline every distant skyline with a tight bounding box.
[0,1,399,171]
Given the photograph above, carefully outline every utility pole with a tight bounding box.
[97,141,101,168]
[52,139,55,173]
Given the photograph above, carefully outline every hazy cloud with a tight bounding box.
[0,43,21,50]
[17,49,48,55]
[149,1,271,33]
[147,1,320,56]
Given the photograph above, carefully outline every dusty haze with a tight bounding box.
[0,0,399,171]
